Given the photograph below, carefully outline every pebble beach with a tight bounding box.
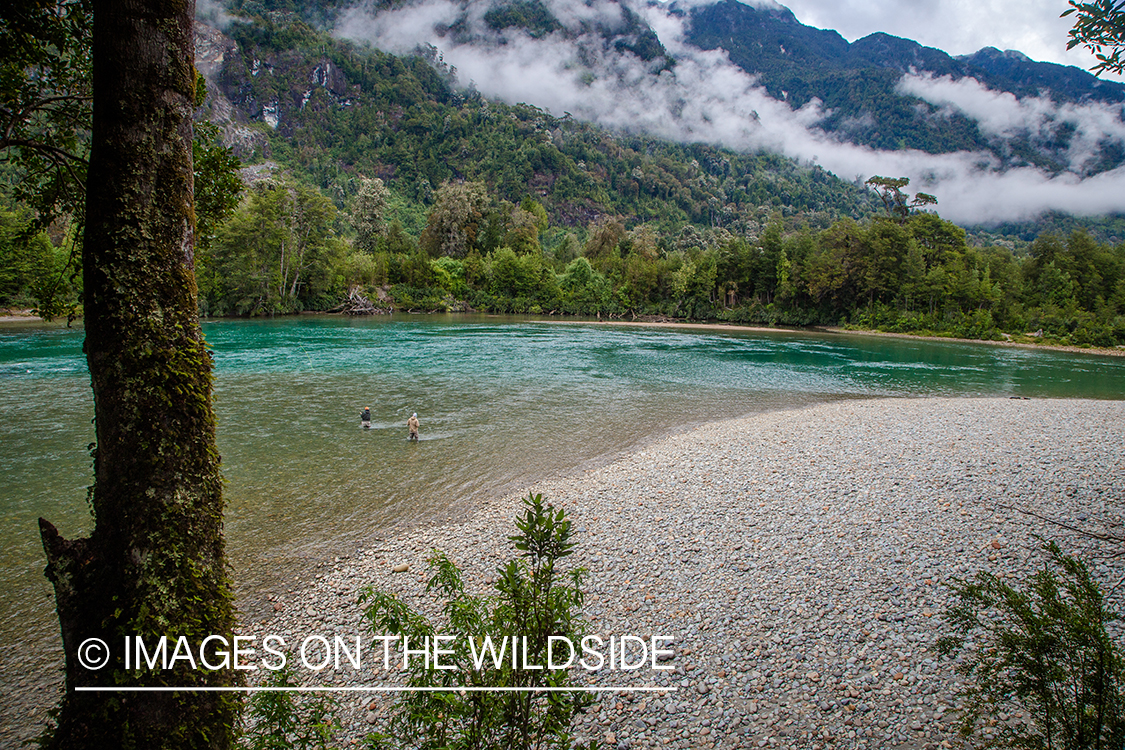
[243,396,1125,749]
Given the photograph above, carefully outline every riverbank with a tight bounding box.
[0,308,41,320]
[821,325,1125,358]
[245,396,1125,749]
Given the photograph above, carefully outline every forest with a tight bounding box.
[5,167,1124,347]
[3,10,1124,348]
[208,178,1125,347]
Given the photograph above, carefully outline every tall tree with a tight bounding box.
[864,176,937,222]
[208,179,339,315]
[351,176,390,253]
[419,180,488,258]
[38,0,240,747]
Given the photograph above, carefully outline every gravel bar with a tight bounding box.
[245,396,1125,750]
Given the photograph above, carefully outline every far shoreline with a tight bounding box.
[541,316,1125,358]
[820,324,1125,358]
[7,307,1125,359]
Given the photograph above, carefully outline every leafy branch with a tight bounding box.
[359,493,595,750]
[1063,0,1125,76]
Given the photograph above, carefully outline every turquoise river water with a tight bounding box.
[2,314,1124,735]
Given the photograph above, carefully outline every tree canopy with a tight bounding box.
[0,0,92,227]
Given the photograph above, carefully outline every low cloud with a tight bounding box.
[196,0,235,28]
[335,0,463,52]
[898,72,1125,176]
[541,0,625,31]
[333,0,1125,225]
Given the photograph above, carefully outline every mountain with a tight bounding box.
[194,14,878,234]
[202,0,1125,228]
[957,46,1124,103]
[683,0,1125,173]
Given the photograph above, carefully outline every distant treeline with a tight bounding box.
[351,183,1123,348]
[3,174,1123,347]
[176,176,1125,348]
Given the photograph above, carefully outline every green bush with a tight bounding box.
[937,543,1125,749]
[388,284,450,311]
[359,493,594,750]
[241,665,339,750]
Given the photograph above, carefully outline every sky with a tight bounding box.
[332,0,1125,225]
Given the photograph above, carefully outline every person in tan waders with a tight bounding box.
[407,412,420,441]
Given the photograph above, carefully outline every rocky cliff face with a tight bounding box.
[194,22,270,161]
[194,20,359,161]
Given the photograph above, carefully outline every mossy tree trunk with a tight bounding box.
[38,0,240,747]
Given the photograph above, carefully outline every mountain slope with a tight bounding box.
[203,0,1125,226]
[195,14,877,232]
[957,46,1125,103]
[684,0,1125,174]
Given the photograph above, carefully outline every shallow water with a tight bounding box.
[2,314,1124,734]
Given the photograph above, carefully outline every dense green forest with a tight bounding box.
[3,10,1124,348]
[203,178,1125,347]
[206,12,875,232]
[6,166,1123,346]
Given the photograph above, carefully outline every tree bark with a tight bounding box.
[40,0,239,747]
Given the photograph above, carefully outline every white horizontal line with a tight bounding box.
[76,686,676,693]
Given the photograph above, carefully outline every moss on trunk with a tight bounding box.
[40,0,240,747]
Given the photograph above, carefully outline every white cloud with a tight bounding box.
[809,147,1125,225]
[541,0,625,30]
[897,72,1125,174]
[335,1,463,54]
[196,0,235,28]
[332,0,1125,224]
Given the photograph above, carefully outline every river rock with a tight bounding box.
[243,397,1125,750]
